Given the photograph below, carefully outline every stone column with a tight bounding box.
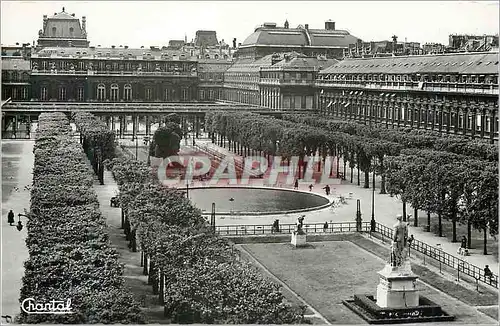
[462,107,468,136]
[480,107,486,139]
[111,115,116,133]
[132,115,137,141]
[490,109,496,144]
[145,115,151,136]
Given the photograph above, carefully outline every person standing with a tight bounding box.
[484,265,493,282]
[7,210,14,226]
[308,184,313,192]
[294,179,299,190]
[322,185,331,196]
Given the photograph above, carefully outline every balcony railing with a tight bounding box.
[315,80,499,95]
[260,79,315,86]
[31,70,197,77]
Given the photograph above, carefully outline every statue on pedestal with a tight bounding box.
[391,214,408,268]
[294,215,305,235]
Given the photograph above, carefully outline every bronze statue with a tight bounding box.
[391,214,408,267]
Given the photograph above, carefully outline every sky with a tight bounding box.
[1,1,499,48]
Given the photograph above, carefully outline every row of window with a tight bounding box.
[32,60,196,73]
[2,71,30,81]
[319,73,498,84]
[261,72,314,80]
[198,72,224,81]
[38,84,191,101]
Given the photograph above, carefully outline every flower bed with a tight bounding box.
[18,112,145,324]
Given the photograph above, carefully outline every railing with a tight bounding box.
[315,80,499,95]
[31,70,197,77]
[374,223,498,289]
[215,221,370,236]
[2,102,274,113]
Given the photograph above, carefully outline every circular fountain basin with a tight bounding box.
[187,187,331,215]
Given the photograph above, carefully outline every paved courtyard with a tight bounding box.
[1,141,33,320]
[120,136,499,275]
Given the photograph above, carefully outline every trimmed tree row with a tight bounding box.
[205,111,402,193]
[18,112,145,324]
[386,148,498,254]
[282,114,498,162]
[104,154,307,324]
[73,112,115,184]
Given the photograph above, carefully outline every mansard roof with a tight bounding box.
[241,24,359,49]
[320,52,499,75]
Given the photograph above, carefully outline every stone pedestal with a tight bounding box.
[291,232,307,247]
[376,260,419,308]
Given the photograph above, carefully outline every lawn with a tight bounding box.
[242,241,381,324]
[242,240,497,325]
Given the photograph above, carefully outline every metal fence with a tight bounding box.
[214,220,498,289]
[374,222,498,289]
[215,221,370,236]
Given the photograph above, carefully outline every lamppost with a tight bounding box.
[371,169,376,232]
[229,197,235,218]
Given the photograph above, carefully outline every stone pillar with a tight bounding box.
[145,116,151,136]
[13,115,18,138]
[490,109,495,144]
[132,115,137,141]
[471,107,477,138]
[480,108,486,139]
[111,115,116,133]
[123,115,128,133]
[462,107,468,136]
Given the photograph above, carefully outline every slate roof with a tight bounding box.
[320,52,499,75]
[32,47,198,61]
[41,9,86,39]
[271,56,338,70]
[241,25,360,48]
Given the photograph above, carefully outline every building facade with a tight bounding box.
[316,52,499,142]
[236,20,360,60]
[37,7,89,48]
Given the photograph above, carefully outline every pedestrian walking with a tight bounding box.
[484,265,493,282]
[408,234,414,247]
[323,221,329,232]
[294,179,299,190]
[309,184,313,192]
[322,185,331,196]
[7,210,14,226]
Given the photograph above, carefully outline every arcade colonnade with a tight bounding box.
[318,91,498,143]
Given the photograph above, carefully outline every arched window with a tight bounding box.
[41,86,48,101]
[22,87,28,100]
[145,87,152,101]
[97,83,106,101]
[77,87,84,101]
[124,84,132,101]
[12,72,18,81]
[52,27,57,36]
[110,83,119,101]
[69,27,74,36]
[59,87,66,101]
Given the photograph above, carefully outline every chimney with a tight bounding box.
[325,20,335,30]
[43,15,48,30]
[305,24,309,30]
[82,16,86,32]
[232,38,236,49]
